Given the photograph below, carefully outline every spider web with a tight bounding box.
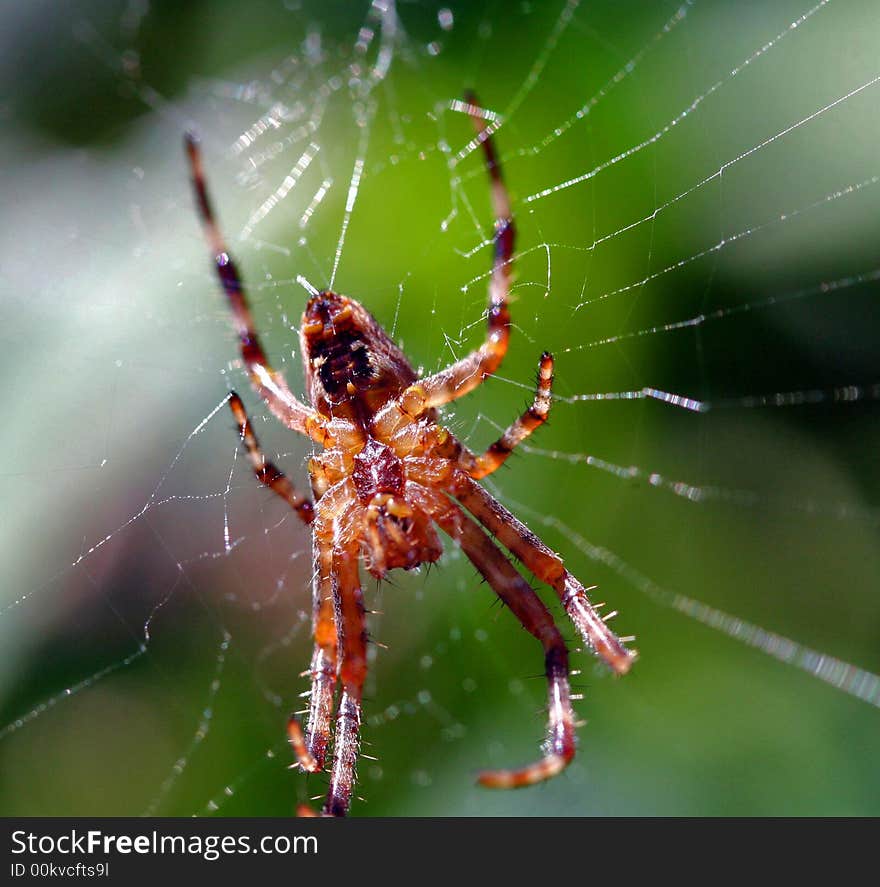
[2,0,879,816]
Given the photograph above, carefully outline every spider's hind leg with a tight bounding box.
[432,499,577,788]
[324,548,369,816]
[297,536,338,774]
[287,537,339,817]
[454,473,637,674]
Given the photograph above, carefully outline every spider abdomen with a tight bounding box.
[300,291,418,421]
[315,329,374,400]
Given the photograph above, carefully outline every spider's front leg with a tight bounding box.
[382,94,513,432]
[186,135,328,445]
[431,498,577,786]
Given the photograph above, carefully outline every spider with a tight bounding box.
[185,95,636,817]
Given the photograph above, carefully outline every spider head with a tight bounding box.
[362,493,443,580]
[300,291,417,418]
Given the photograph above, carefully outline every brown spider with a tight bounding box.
[185,95,636,817]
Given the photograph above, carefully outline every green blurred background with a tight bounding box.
[1,0,879,816]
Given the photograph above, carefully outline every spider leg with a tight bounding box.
[291,486,353,776]
[295,803,321,817]
[461,351,553,480]
[301,534,338,772]
[394,93,513,420]
[185,135,327,444]
[431,497,576,787]
[324,546,368,816]
[453,473,637,674]
[229,392,314,524]
[286,716,318,772]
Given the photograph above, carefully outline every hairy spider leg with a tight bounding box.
[286,716,318,773]
[185,134,328,444]
[302,535,338,772]
[431,497,577,787]
[453,474,637,674]
[393,94,514,422]
[229,390,332,775]
[295,803,320,818]
[324,547,369,816]
[228,392,315,523]
[463,351,554,480]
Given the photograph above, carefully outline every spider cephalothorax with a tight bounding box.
[186,95,636,817]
